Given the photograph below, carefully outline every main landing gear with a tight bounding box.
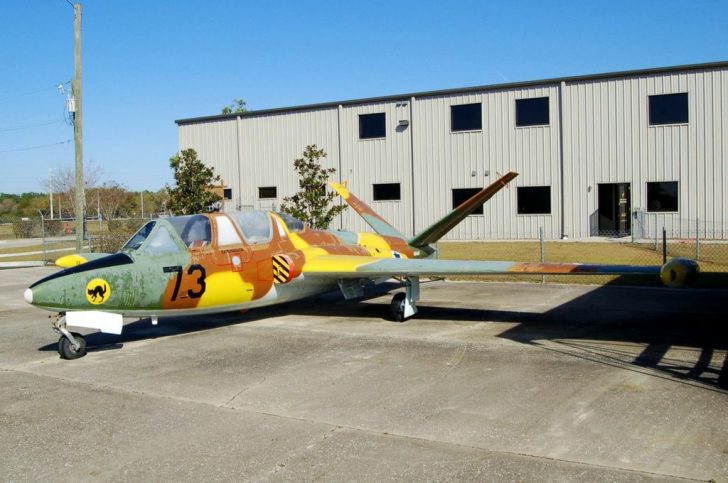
[389,276,420,322]
[51,314,87,360]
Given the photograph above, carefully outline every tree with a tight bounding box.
[167,149,222,215]
[280,145,346,229]
[44,163,102,219]
[87,181,133,220]
[221,98,247,114]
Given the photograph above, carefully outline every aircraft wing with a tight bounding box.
[301,255,661,279]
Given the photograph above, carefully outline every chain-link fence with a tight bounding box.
[438,219,728,287]
[3,212,727,287]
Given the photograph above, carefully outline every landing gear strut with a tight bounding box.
[389,276,420,322]
[51,314,87,360]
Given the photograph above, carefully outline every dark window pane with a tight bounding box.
[223,188,232,200]
[452,188,483,215]
[373,183,401,201]
[451,103,482,132]
[517,186,551,214]
[258,186,277,199]
[647,181,678,212]
[516,97,550,127]
[649,93,688,125]
[359,113,386,139]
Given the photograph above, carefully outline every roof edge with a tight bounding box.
[175,60,728,125]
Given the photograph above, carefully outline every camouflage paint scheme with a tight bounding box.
[25,172,698,321]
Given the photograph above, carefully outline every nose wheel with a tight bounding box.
[58,332,87,360]
[51,314,88,360]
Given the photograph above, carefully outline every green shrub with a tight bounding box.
[90,228,137,253]
[12,220,39,239]
[44,220,64,236]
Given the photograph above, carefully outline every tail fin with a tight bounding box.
[330,181,407,239]
[331,171,518,251]
[408,171,518,249]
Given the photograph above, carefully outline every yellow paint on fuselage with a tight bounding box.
[196,271,256,308]
[357,232,396,257]
[303,255,379,273]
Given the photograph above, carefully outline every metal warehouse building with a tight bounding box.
[176,61,728,241]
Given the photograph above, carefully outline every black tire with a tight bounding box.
[58,332,87,360]
[390,292,407,322]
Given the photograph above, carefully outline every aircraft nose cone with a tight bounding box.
[24,288,33,304]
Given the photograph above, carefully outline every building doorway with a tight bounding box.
[597,183,631,236]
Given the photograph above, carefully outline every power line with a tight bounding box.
[0,85,58,102]
[0,120,64,133]
[0,140,72,154]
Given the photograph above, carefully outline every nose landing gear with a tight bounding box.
[51,314,87,360]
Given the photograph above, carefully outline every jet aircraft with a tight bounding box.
[24,172,698,359]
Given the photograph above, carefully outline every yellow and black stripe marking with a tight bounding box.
[272,254,293,284]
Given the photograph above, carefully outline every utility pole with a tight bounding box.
[72,2,84,252]
[49,168,54,219]
[140,191,145,219]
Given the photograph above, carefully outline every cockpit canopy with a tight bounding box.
[121,211,307,254]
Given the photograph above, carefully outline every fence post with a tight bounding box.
[695,218,700,261]
[38,210,47,265]
[662,227,667,264]
[539,227,545,284]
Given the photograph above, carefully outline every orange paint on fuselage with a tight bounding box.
[159,212,414,311]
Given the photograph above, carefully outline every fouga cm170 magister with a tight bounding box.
[24,172,699,359]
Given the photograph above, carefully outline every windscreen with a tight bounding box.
[122,221,156,251]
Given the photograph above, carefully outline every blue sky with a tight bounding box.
[1,0,726,194]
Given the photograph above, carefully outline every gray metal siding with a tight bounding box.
[177,63,728,241]
[238,108,340,213]
[412,86,561,240]
[562,68,728,239]
[339,101,414,235]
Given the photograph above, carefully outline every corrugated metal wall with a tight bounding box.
[562,67,728,239]
[412,85,561,240]
[178,64,728,241]
[339,100,414,235]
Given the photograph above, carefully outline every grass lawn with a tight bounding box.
[0,241,76,255]
[438,241,728,288]
[0,224,13,240]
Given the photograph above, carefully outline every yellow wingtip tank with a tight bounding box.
[55,254,89,268]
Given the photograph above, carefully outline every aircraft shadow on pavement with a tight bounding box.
[294,279,728,391]
[38,279,727,390]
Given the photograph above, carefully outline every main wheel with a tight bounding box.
[390,292,407,322]
[58,332,87,360]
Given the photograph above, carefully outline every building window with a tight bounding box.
[223,188,232,200]
[359,113,386,139]
[258,186,277,199]
[649,93,688,125]
[451,103,482,132]
[452,188,483,215]
[517,186,551,214]
[647,181,678,212]
[373,183,401,201]
[516,97,549,127]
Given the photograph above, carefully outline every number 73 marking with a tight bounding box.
[163,264,207,301]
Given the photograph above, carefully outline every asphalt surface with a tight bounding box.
[1,267,727,482]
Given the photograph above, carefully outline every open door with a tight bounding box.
[597,183,631,237]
